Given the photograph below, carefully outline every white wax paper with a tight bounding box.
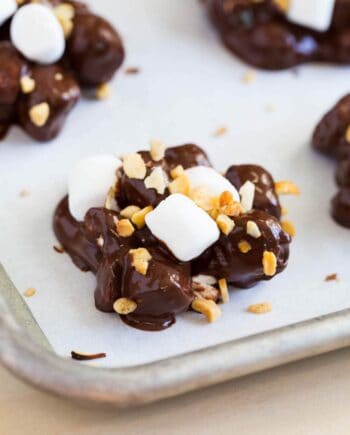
[1,0,350,367]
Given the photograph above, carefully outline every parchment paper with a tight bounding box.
[1,0,350,367]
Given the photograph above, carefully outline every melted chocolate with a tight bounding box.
[0,1,124,141]
[54,144,292,331]
[225,164,281,219]
[209,0,350,70]
[192,210,290,288]
[313,95,350,228]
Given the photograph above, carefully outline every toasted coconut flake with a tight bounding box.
[170,165,185,179]
[262,251,277,276]
[281,220,296,237]
[238,240,252,254]
[150,139,166,161]
[131,205,153,229]
[123,153,147,180]
[192,298,221,323]
[120,205,141,219]
[275,181,300,195]
[29,102,50,127]
[113,298,137,315]
[216,214,235,235]
[169,174,190,195]
[248,302,272,314]
[144,167,168,194]
[247,220,261,238]
[218,278,229,303]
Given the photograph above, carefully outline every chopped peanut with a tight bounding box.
[281,220,296,237]
[113,298,137,315]
[23,287,36,298]
[144,167,168,194]
[96,83,111,100]
[150,139,166,161]
[169,174,190,195]
[116,219,135,237]
[246,220,261,238]
[216,214,235,235]
[192,282,219,302]
[97,236,104,247]
[54,3,75,38]
[213,126,228,137]
[248,302,272,314]
[218,278,229,303]
[104,187,117,210]
[120,205,141,219]
[130,248,152,275]
[192,298,221,323]
[346,126,350,143]
[275,181,300,195]
[238,240,252,254]
[262,251,277,276]
[170,165,185,179]
[29,102,50,127]
[131,205,153,229]
[273,0,290,12]
[123,153,147,180]
[20,76,35,94]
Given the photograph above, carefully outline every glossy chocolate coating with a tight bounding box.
[53,144,291,330]
[17,65,80,142]
[225,164,281,219]
[192,210,290,288]
[209,0,350,70]
[313,95,350,228]
[67,13,125,86]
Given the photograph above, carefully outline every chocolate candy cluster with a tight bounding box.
[208,0,350,70]
[54,143,294,331]
[0,0,124,141]
[313,95,350,228]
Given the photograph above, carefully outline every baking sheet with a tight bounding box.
[1,0,350,368]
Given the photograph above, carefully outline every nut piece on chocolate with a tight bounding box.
[208,0,350,70]
[53,143,293,331]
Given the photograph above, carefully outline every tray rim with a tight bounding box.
[1,263,350,408]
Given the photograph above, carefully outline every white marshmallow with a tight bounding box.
[0,0,17,26]
[10,4,65,64]
[145,194,220,262]
[185,166,240,201]
[286,0,335,32]
[68,155,122,221]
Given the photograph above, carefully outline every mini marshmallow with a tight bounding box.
[145,194,220,262]
[10,4,65,64]
[0,0,17,26]
[185,166,240,201]
[68,155,122,221]
[286,0,335,32]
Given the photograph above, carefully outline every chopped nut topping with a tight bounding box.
[192,275,217,286]
[281,220,296,237]
[54,73,63,81]
[125,67,140,75]
[239,181,255,212]
[19,189,31,198]
[216,214,235,235]
[113,298,137,315]
[131,205,153,229]
[23,287,36,298]
[123,153,147,180]
[20,75,35,94]
[144,167,168,194]
[275,180,300,195]
[116,219,135,237]
[218,191,244,216]
[325,273,338,282]
[170,165,185,179]
[97,235,104,247]
[54,3,75,38]
[53,245,65,254]
[104,187,117,211]
[29,102,50,127]
[129,247,152,275]
[192,282,219,302]
[150,139,166,161]
[189,186,214,211]
[273,0,290,12]
[96,83,111,100]
[246,220,261,238]
[238,240,252,253]
[346,126,350,143]
[120,205,141,219]
[213,126,228,137]
[218,278,229,303]
[192,299,222,323]
[247,302,272,314]
[262,251,277,276]
[169,174,190,195]
[242,69,257,84]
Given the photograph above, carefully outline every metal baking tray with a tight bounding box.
[1,263,350,408]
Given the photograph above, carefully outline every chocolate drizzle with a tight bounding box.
[313,95,350,229]
[0,0,124,141]
[209,0,350,70]
[53,144,292,331]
